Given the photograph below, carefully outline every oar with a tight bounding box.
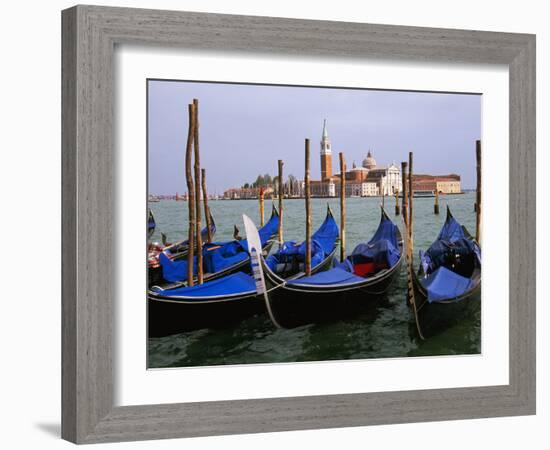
[406,153,424,340]
[243,214,282,329]
[147,209,156,239]
[406,247,424,340]
[233,224,242,240]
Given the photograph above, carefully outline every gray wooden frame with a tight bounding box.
[62,4,536,444]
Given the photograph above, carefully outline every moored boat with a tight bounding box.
[154,206,279,288]
[147,209,217,285]
[147,206,339,337]
[411,206,481,337]
[259,207,403,328]
[147,209,156,239]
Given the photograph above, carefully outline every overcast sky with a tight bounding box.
[148,80,481,195]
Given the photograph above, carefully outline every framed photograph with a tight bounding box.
[62,5,535,444]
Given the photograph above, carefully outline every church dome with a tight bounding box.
[362,151,377,169]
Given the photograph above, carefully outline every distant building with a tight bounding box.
[222,120,461,199]
[223,186,276,199]
[223,187,258,199]
[311,120,401,197]
[412,174,461,194]
[320,119,333,180]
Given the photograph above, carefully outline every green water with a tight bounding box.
[148,193,480,368]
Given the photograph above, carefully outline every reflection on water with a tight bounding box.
[148,193,480,368]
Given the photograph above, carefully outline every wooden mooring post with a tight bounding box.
[405,151,424,340]
[185,103,196,287]
[434,188,440,215]
[193,99,203,284]
[278,159,284,246]
[259,187,265,227]
[305,140,312,276]
[339,152,346,263]
[475,140,482,245]
[395,189,400,216]
[201,168,213,243]
[401,162,408,230]
[408,152,414,249]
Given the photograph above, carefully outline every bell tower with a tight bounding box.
[320,119,332,180]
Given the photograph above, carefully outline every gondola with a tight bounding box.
[257,207,403,328]
[147,209,156,239]
[410,206,481,337]
[147,206,339,337]
[147,208,217,285]
[153,206,279,288]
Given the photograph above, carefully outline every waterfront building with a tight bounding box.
[412,174,461,194]
[320,119,333,180]
[224,187,261,199]
[223,120,460,199]
[311,121,402,197]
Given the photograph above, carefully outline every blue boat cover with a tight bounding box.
[159,252,198,283]
[287,267,365,286]
[437,214,465,242]
[418,210,481,302]
[203,241,249,273]
[152,272,256,299]
[265,239,325,272]
[337,215,401,272]
[160,212,279,283]
[420,266,475,303]
[258,212,280,245]
[420,238,479,276]
[311,212,339,255]
[265,212,338,273]
[349,239,400,268]
[368,215,399,248]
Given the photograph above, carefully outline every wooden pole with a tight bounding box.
[259,187,265,226]
[434,187,440,215]
[381,182,385,209]
[278,159,284,246]
[475,140,482,245]
[395,189,400,215]
[339,152,346,263]
[401,162,408,229]
[185,103,196,287]
[193,99,203,284]
[408,152,414,250]
[405,152,424,339]
[305,140,312,276]
[201,168,213,243]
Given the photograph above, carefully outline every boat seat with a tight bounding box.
[287,267,365,286]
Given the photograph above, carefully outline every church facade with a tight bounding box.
[311,120,402,198]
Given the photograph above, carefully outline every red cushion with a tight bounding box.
[353,262,376,276]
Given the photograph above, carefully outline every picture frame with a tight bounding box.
[61,4,535,444]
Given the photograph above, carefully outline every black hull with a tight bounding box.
[148,266,163,286]
[148,293,263,337]
[264,260,402,328]
[412,278,481,338]
[148,245,336,336]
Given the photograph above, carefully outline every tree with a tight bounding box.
[253,174,264,188]
[273,176,279,192]
[287,174,296,196]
